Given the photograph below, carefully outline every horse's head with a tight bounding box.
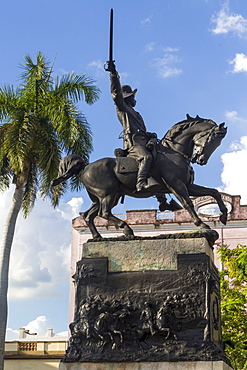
[191,122,227,165]
[162,115,227,164]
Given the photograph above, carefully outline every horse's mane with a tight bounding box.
[162,114,216,141]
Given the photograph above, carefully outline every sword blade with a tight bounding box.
[109,8,113,61]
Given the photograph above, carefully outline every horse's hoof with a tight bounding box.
[220,214,227,225]
[124,233,135,239]
[200,223,211,230]
[125,234,135,240]
[92,236,104,241]
[123,227,134,237]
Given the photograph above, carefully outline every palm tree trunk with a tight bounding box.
[0,183,24,370]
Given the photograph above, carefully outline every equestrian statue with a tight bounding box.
[52,110,227,239]
[52,10,228,240]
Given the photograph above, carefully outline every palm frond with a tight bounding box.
[19,52,51,86]
[19,52,53,110]
[35,118,61,173]
[22,162,39,217]
[35,119,62,198]
[38,96,93,158]
[62,112,93,159]
[1,51,99,211]
[4,113,36,174]
[0,122,11,142]
[68,172,84,192]
[54,72,100,104]
[0,85,20,120]
[0,153,12,191]
[50,181,67,207]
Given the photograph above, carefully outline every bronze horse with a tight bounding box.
[52,115,227,239]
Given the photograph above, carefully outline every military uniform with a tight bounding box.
[110,71,156,191]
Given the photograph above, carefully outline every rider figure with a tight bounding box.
[108,61,157,192]
[106,61,179,211]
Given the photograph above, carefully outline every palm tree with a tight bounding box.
[0,52,100,369]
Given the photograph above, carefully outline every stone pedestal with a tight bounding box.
[59,361,232,370]
[60,231,232,369]
[83,233,214,271]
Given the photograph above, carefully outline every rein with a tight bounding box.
[160,139,192,162]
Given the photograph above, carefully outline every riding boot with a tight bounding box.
[136,157,152,192]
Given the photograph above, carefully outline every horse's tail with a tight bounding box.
[51,154,88,186]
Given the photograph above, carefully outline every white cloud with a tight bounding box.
[150,53,182,78]
[144,43,179,54]
[88,59,102,70]
[6,328,19,341]
[225,110,247,123]
[25,316,51,335]
[87,59,104,77]
[145,42,156,52]
[0,187,83,300]
[57,331,68,337]
[225,110,241,121]
[163,47,179,53]
[141,17,151,25]
[6,316,50,340]
[6,316,68,340]
[57,197,83,221]
[118,72,130,83]
[144,43,182,77]
[219,136,247,203]
[91,62,129,82]
[229,53,247,73]
[56,244,71,270]
[211,3,247,37]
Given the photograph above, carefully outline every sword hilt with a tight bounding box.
[104,60,115,72]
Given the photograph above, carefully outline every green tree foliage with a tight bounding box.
[0,52,100,369]
[0,52,100,212]
[217,244,247,370]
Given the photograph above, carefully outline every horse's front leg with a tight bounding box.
[187,184,227,225]
[164,179,210,229]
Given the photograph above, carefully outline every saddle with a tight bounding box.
[114,145,157,175]
[116,156,138,174]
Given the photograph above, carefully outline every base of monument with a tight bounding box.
[65,232,229,367]
[59,361,233,370]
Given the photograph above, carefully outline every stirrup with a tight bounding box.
[146,177,160,188]
[136,179,147,192]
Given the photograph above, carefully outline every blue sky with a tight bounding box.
[1,0,247,338]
